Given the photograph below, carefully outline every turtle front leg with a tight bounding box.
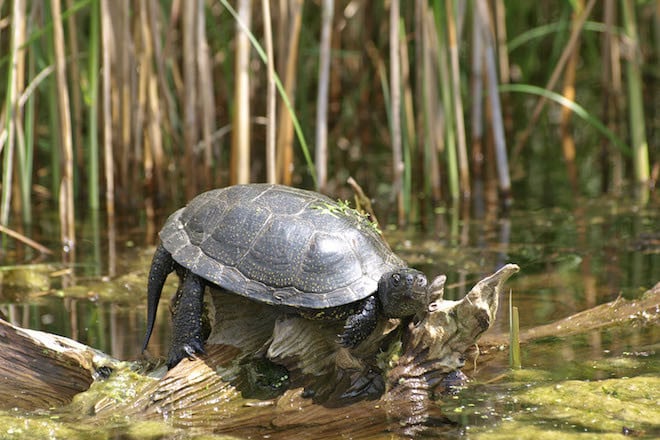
[339,296,378,348]
[168,269,206,369]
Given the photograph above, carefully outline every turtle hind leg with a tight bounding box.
[168,270,206,369]
[143,243,174,352]
[338,296,378,348]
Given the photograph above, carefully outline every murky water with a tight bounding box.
[0,194,658,438]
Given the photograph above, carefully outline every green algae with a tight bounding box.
[66,363,156,417]
[0,410,110,440]
[453,374,660,439]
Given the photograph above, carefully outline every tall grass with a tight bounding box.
[0,1,656,257]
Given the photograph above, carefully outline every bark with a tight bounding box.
[0,318,117,410]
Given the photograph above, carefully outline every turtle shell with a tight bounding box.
[159,184,406,310]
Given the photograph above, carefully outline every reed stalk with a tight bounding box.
[65,0,83,174]
[315,0,333,192]
[144,0,170,196]
[494,0,510,87]
[399,18,415,223]
[470,4,484,178]
[422,9,443,205]
[601,0,624,193]
[182,0,199,195]
[21,43,35,225]
[118,1,131,207]
[413,0,428,211]
[262,0,277,184]
[220,0,315,186]
[148,0,177,179]
[560,1,583,193]
[477,0,511,201]
[620,0,650,189]
[512,0,597,158]
[493,0,512,136]
[0,224,52,255]
[433,1,459,202]
[197,0,216,189]
[389,0,404,225]
[46,36,62,206]
[87,0,100,210]
[230,0,251,185]
[1,0,25,228]
[14,0,30,226]
[101,0,116,275]
[136,14,150,202]
[276,0,303,185]
[51,0,76,259]
[509,293,521,369]
[445,0,470,199]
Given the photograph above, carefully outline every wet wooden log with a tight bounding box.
[90,264,520,436]
[0,317,118,410]
[2,266,657,437]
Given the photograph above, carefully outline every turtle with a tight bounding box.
[143,184,440,369]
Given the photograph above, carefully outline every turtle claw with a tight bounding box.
[167,340,205,369]
[184,342,205,358]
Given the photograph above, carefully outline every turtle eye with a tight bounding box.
[391,273,401,286]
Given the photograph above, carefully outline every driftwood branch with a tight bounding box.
[0,318,117,410]
[480,280,660,348]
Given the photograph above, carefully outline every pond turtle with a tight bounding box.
[143,184,437,368]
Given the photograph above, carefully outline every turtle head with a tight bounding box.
[378,268,429,318]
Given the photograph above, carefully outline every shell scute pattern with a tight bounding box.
[299,231,362,294]
[183,199,226,246]
[203,204,272,267]
[240,215,311,289]
[160,184,407,309]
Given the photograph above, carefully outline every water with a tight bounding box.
[0,194,658,438]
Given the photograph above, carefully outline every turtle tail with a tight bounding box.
[143,242,175,352]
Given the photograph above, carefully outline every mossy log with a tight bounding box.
[3,266,657,436]
[0,317,118,411]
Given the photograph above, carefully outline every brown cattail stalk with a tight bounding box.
[263,0,277,184]
[51,0,76,261]
[276,0,303,185]
[101,0,116,276]
[389,0,404,226]
[315,0,334,192]
[231,0,252,185]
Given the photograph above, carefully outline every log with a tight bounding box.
[7,265,659,436]
[87,264,520,438]
[480,280,660,348]
[0,317,118,410]
[4,265,658,437]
